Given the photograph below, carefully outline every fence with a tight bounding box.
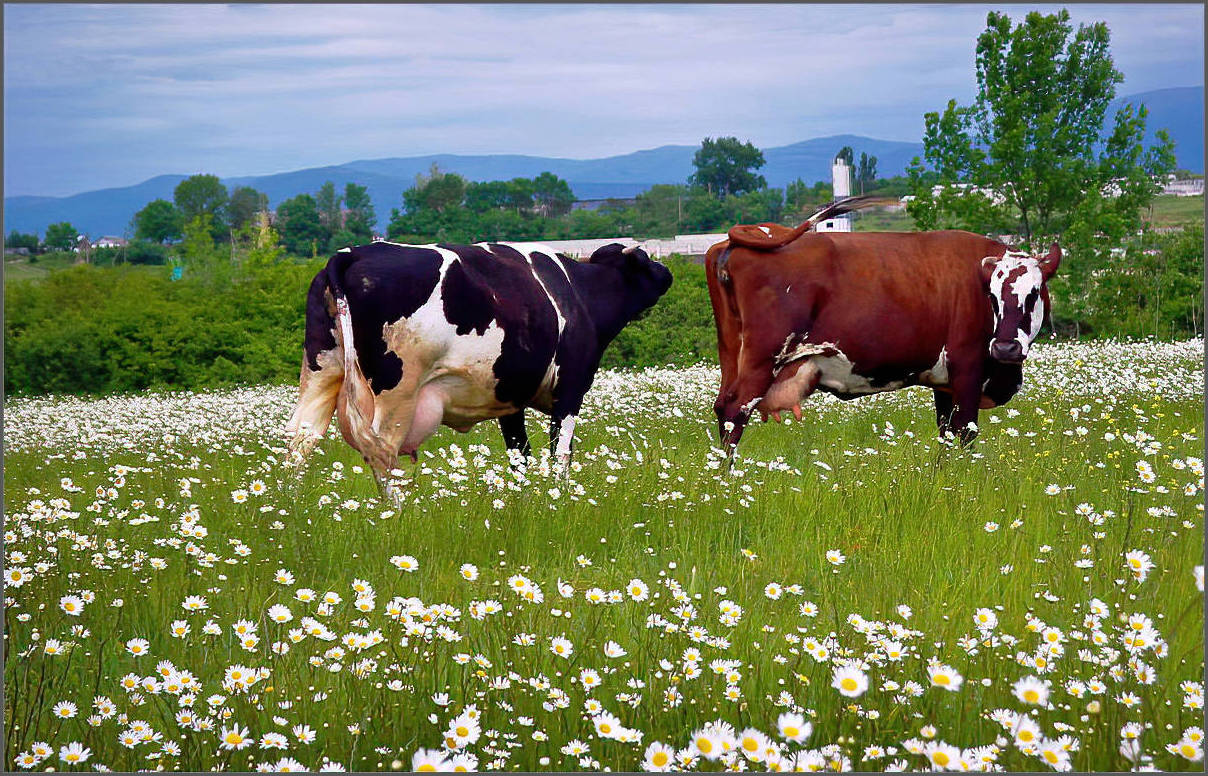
[539,233,728,259]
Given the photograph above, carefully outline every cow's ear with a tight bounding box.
[980,256,997,287]
[1039,243,1062,279]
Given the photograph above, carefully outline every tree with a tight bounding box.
[404,165,468,214]
[5,231,39,252]
[343,183,376,243]
[630,184,686,236]
[181,214,221,268]
[835,146,854,166]
[133,199,184,243]
[465,180,511,213]
[316,181,343,235]
[906,10,1174,247]
[532,172,576,217]
[689,137,767,197]
[243,211,286,268]
[173,174,229,240]
[857,153,878,194]
[43,222,78,252]
[276,194,326,256]
[502,178,534,212]
[227,186,268,234]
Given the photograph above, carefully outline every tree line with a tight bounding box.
[8,137,908,263]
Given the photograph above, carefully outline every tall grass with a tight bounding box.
[3,340,1203,772]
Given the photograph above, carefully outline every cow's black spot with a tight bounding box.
[454,243,560,406]
[442,259,495,336]
[340,243,444,394]
[304,270,338,372]
[530,250,597,401]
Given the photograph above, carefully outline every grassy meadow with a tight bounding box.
[3,339,1204,772]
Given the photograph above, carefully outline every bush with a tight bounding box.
[4,260,321,395]
[1050,225,1204,339]
[126,241,170,265]
[602,255,716,369]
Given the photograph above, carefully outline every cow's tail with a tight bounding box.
[726,194,900,250]
[324,250,384,471]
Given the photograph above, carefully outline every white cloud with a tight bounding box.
[4,3,1202,196]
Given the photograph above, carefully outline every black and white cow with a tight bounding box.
[285,240,672,491]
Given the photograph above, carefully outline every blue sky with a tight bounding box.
[4,3,1203,197]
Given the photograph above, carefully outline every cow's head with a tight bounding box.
[588,243,673,311]
[980,243,1061,363]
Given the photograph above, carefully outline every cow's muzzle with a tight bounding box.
[989,340,1024,364]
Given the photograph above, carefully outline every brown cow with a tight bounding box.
[706,202,1061,451]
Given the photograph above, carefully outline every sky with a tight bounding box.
[4,3,1203,198]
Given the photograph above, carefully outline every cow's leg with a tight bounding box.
[714,367,775,453]
[549,397,583,470]
[932,388,954,437]
[948,370,984,445]
[499,410,532,462]
[285,355,343,466]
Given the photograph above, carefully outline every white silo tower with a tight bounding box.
[817,156,853,233]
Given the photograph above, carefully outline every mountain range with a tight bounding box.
[4,87,1201,239]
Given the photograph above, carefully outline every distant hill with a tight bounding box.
[4,86,1200,238]
[5,135,925,237]
[1110,85,1203,173]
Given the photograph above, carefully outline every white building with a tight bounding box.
[1163,177,1204,197]
[816,159,853,233]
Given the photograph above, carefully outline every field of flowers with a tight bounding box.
[4,338,1204,772]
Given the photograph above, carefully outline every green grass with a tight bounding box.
[3,340,1203,772]
[3,253,80,282]
[3,254,166,284]
[852,207,915,232]
[1144,195,1205,227]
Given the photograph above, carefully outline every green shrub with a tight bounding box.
[4,260,321,396]
[602,255,717,369]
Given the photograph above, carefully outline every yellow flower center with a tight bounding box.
[652,751,668,767]
[934,674,951,685]
[698,738,713,753]
[1024,690,1040,703]
[785,726,799,737]
[933,752,950,766]
[417,765,437,772]
[840,678,858,692]
[1044,751,1059,764]
[456,726,469,737]
[743,738,758,752]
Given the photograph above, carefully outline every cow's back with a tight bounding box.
[339,241,572,410]
[722,229,1006,372]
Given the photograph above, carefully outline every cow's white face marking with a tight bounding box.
[986,253,1046,359]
